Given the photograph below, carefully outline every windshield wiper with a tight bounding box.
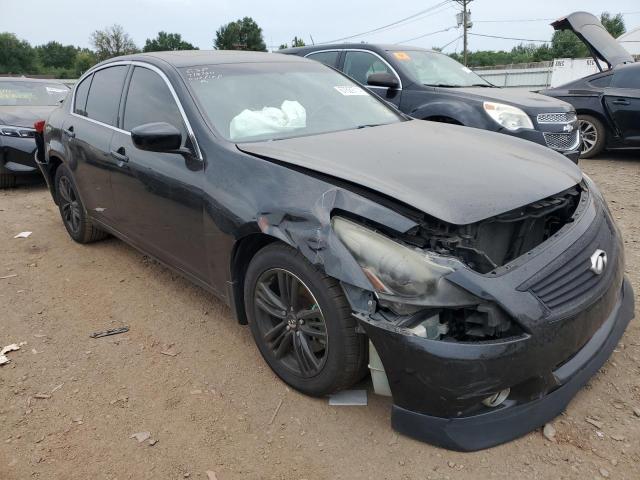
[469,83,494,88]
[356,123,384,129]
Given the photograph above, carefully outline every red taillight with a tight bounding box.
[34,120,45,134]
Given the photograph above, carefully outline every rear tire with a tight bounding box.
[244,242,367,397]
[578,114,606,158]
[0,173,16,189]
[54,165,108,243]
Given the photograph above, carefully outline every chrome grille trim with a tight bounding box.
[543,131,580,151]
[537,112,577,123]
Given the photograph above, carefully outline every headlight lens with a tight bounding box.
[0,125,35,138]
[332,216,478,306]
[483,102,533,131]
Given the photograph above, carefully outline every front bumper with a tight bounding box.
[0,135,39,175]
[382,278,634,451]
[504,128,580,163]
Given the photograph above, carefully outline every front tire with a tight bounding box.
[244,243,367,397]
[578,114,606,158]
[54,165,108,243]
[0,173,16,189]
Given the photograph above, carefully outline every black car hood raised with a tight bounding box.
[0,106,58,129]
[446,87,573,111]
[552,12,635,68]
[238,121,582,225]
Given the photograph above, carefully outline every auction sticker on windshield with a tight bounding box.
[334,86,367,96]
[393,52,411,61]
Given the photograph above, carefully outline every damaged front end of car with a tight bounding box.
[327,178,634,451]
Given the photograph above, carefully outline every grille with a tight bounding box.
[519,214,619,315]
[543,131,580,151]
[537,112,577,123]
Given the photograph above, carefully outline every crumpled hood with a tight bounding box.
[451,87,574,111]
[0,106,58,128]
[238,120,582,225]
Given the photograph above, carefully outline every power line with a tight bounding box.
[469,32,550,43]
[318,0,453,44]
[439,35,463,51]
[397,25,458,44]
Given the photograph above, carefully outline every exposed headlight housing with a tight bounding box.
[332,216,478,307]
[0,124,36,138]
[483,102,533,131]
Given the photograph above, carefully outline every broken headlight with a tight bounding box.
[332,216,478,307]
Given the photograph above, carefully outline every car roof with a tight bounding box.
[101,50,310,68]
[279,43,435,55]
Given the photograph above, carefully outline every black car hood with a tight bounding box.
[551,12,635,68]
[0,106,58,128]
[238,121,582,225]
[448,87,573,110]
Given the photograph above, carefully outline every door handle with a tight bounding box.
[110,148,129,163]
[63,127,75,139]
[612,99,630,106]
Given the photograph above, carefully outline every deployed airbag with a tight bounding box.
[230,100,306,140]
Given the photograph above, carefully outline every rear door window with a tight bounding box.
[306,51,340,68]
[84,66,128,126]
[611,68,640,89]
[123,66,185,136]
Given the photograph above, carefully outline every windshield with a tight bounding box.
[180,62,403,142]
[0,81,69,106]
[390,50,492,87]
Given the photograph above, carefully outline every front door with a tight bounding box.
[109,65,207,281]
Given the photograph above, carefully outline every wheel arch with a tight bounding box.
[229,232,279,324]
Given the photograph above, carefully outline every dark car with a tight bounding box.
[0,77,69,187]
[542,12,639,158]
[37,51,633,451]
[280,44,581,162]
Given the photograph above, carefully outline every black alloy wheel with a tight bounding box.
[54,165,108,243]
[244,243,367,396]
[254,268,329,377]
[58,175,82,235]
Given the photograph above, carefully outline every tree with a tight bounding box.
[35,41,78,70]
[144,31,197,52]
[214,17,266,51]
[600,12,626,38]
[74,49,98,76]
[91,24,138,61]
[0,32,37,74]
[278,36,306,50]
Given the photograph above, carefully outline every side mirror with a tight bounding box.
[367,72,400,89]
[131,122,183,153]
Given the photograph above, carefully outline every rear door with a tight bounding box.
[304,50,341,69]
[109,65,207,280]
[340,50,402,107]
[65,65,128,224]
[604,67,640,145]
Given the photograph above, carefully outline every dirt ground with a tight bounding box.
[1,153,639,480]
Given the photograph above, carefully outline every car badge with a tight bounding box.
[589,249,607,275]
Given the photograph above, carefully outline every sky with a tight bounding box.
[1,0,639,53]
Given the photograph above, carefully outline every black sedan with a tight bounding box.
[281,44,581,162]
[37,51,634,451]
[0,77,69,187]
[542,12,639,158]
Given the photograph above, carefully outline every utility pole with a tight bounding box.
[454,0,473,66]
